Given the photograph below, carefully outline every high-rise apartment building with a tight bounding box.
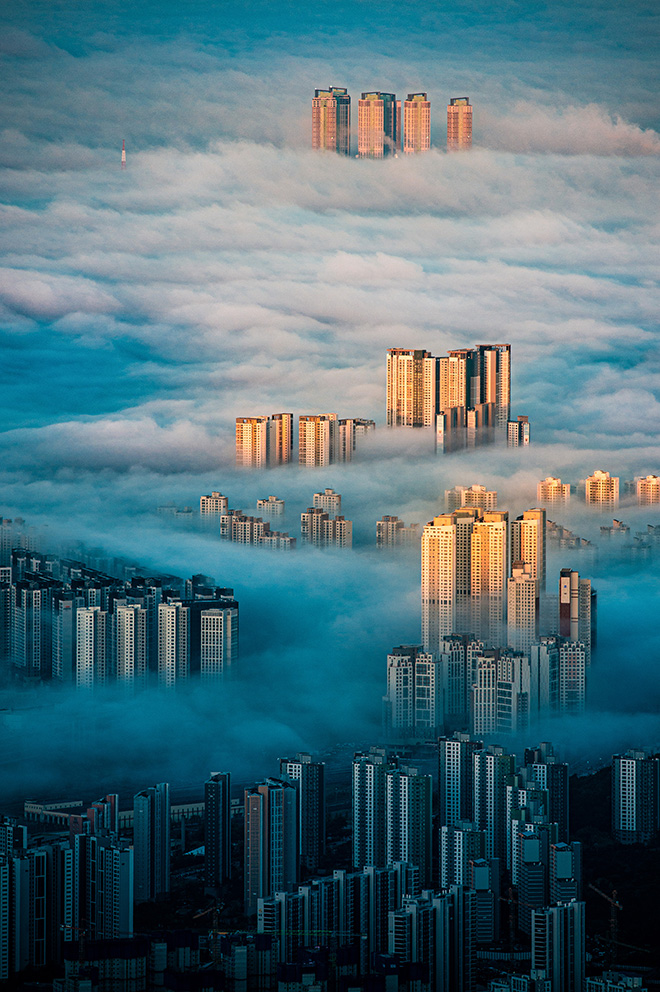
[76,606,108,689]
[558,639,586,713]
[508,415,530,446]
[537,477,570,506]
[313,488,342,514]
[507,562,538,655]
[133,782,170,903]
[244,779,299,915]
[386,348,437,427]
[612,749,660,844]
[200,492,229,517]
[256,495,285,515]
[200,607,237,682]
[511,508,546,590]
[279,753,326,873]
[584,470,619,507]
[446,484,498,512]
[205,771,231,892]
[384,645,442,739]
[157,601,189,688]
[558,568,595,664]
[236,416,269,468]
[437,733,483,828]
[298,413,338,466]
[473,744,516,861]
[358,91,398,157]
[447,97,472,150]
[352,749,394,870]
[312,87,350,155]
[470,511,509,646]
[114,604,148,690]
[635,474,660,504]
[267,413,294,465]
[385,766,433,884]
[402,93,430,153]
[532,901,585,992]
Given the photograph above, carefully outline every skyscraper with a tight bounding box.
[114,604,148,690]
[267,413,294,465]
[157,601,189,688]
[386,348,437,427]
[352,749,394,870]
[635,474,660,504]
[437,733,483,828]
[244,779,299,915]
[385,766,433,884]
[447,97,472,150]
[205,771,231,892]
[200,607,237,682]
[358,91,398,157]
[312,87,350,155]
[537,477,571,506]
[511,508,546,591]
[532,901,585,992]
[445,484,498,512]
[76,606,108,689]
[279,753,325,873]
[470,510,509,645]
[558,568,595,664]
[584,470,619,507]
[611,749,660,844]
[298,414,338,466]
[236,416,269,468]
[507,562,539,656]
[402,93,430,153]
[133,782,170,903]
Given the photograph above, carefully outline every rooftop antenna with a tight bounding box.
[121,139,126,170]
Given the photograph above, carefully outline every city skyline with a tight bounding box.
[0,0,659,982]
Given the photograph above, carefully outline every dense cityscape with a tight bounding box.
[1,0,659,991]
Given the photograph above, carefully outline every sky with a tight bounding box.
[0,0,659,799]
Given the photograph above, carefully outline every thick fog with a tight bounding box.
[0,0,659,800]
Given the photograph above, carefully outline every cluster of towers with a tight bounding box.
[386,344,522,451]
[236,413,375,468]
[383,492,596,739]
[312,87,472,156]
[0,547,238,691]
[5,736,658,987]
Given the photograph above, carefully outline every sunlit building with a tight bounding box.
[358,91,398,158]
[200,492,229,517]
[537,477,570,505]
[511,508,546,590]
[559,568,595,664]
[312,86,350,155]
[386,348,437,427]
[446,484,498,512]
[268,412,294,465]
[507,561,538,655]
[584,470,619,507]
[447,97,472,150]
[298,414,338,466]
[508,415,530,447]
[402,92,430,153]
[313,488,342,514]
[635,474,660,505]
[236,416,268,468]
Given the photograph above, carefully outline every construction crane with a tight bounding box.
[193,902,226,967]
[588,882,623,960]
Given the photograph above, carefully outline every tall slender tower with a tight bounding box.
[447,97,472,150]
[386,349,437,427]
[511,508,546,591]
[236,417,269,468]
[312,87,351,155]
[121,139,126,169]
[358,92,398,158]
[402,93,431,153]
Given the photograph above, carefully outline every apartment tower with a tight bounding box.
[312,87,351,155]
[447,97,472,150]
[402,93,430,153]
[358,92,398,158]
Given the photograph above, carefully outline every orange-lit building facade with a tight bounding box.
[403,93,430,153]
[358,92,398,158]
[447,97,472,150]
[312,87,351,155]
